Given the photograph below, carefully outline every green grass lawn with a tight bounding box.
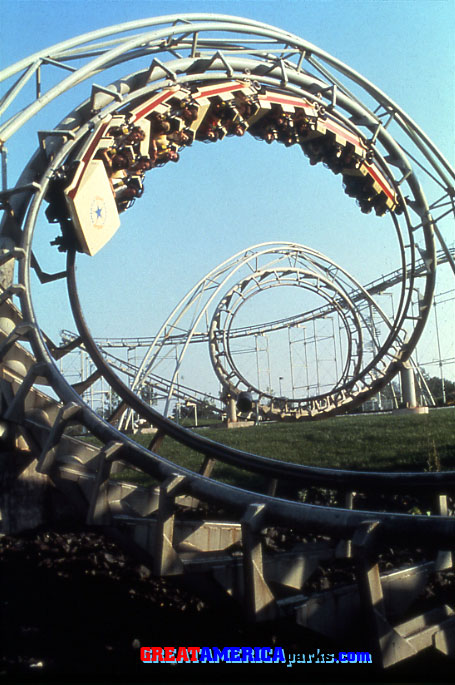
[122,408,455,489]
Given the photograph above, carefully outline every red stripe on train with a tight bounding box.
[132,89,178,121]
[66,122,110,200]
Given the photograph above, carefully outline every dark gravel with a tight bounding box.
[0,527,453,684]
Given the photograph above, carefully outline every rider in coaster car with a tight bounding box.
[302,136,337,166]
[97,145,125,172]
[150,112,171,134]
[115,175,144,211]
[168,129,192,147]
[293,108,316,137]
[124,126,146,146]
[228,122,246,136]
[132,155,152,173]
[196,107,226,142]
[179,101,199,124]
[235,92,259,119]
[262,123,278,144]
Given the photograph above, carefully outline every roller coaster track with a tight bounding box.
[73,246,454,350]
[113,242,448,423]
[91,348,226,417]
[0,14,454,668]
[59,245,452,418]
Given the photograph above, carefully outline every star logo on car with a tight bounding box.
[90,195,107,229]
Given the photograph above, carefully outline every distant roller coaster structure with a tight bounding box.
[59,243,454,429]
[64,242,451,429]
[0,14,454,668]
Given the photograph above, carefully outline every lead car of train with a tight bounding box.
[45,80,402,256]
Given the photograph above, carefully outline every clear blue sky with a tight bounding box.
[1,0,454,398]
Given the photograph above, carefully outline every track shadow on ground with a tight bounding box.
[0,527,453,684]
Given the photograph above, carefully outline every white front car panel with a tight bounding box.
[65,160,120,256]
